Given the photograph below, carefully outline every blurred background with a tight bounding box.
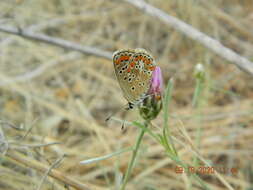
[0,0,253,190]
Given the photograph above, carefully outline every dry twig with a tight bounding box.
[123,0,253,76]
[0,25,112,60]
[36,154,65,190]
[5,150,101,190]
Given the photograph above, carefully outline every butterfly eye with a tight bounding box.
[119,70,123,74]
[131,87,135,91]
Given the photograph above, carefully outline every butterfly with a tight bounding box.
[113,48,156,109]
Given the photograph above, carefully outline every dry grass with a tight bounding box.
[0,0,253,190]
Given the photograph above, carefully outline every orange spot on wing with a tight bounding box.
[127,68,131,72]
[149,66,155,71]
[145,59,151,64]
[116,55,130,65]
[130,62,135,67]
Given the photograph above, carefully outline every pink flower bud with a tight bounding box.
[148,66,163,99]
[139,66,163,120]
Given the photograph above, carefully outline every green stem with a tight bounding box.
[192,78,202,107]
[120,121,149,190]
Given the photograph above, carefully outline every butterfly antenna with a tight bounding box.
[105,102,133,122]
[105,114,113,122]
[105,110,119,122]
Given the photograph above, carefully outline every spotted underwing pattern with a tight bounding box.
[113,48,156,106]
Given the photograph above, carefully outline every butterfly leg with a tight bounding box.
[121,120,125,130]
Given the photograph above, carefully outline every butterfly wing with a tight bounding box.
[113,49,156,105]
[113,49,135,103]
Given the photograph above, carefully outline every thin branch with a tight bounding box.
[0,120,23,130]
[37,154,65,190]
[11,142,62,148]
[123,0,253,76]
[21,117,39,140]
[0,17,65,47]
[0,25,112,60]
[0,11,108,47]
[5,150,94,190]
[200,0,253,41]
